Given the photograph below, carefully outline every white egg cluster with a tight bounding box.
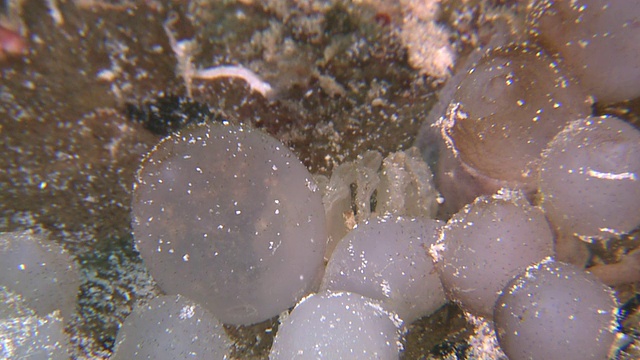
[124,2,640,352]
[413,0,640,358]
[128,112,635,359]
[4,1,637,359]
[130,121,450,358]
[431,192,620,359]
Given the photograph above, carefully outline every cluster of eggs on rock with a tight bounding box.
[119,1,640,359]
[3,1,637,359]
[128,122,438,358]
[123,116,637,360]
[419,0,640,358]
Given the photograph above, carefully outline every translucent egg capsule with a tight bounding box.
[494,258,618,360]
[441,45,590,189]
[270,291,403,359]
[320,216,446,324]
[0,231,80,321]
[132,122,327,325]
[112,295,231,360]
[539,116,640,241]
[430,191,554,318]
[528,0,640,103]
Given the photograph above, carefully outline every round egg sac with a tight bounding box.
[443,44,590,188]
[431,191,554,318]
[320,216,446,324]
[132,122,327,325]
[539,116,640,240]
[269,291,403,359]
[494,259,618,360]
[527,0,640,103]
[111,294,231,360]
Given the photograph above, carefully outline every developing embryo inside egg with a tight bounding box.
[132,122,327,325]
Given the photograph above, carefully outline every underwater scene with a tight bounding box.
[1,0,639,359]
